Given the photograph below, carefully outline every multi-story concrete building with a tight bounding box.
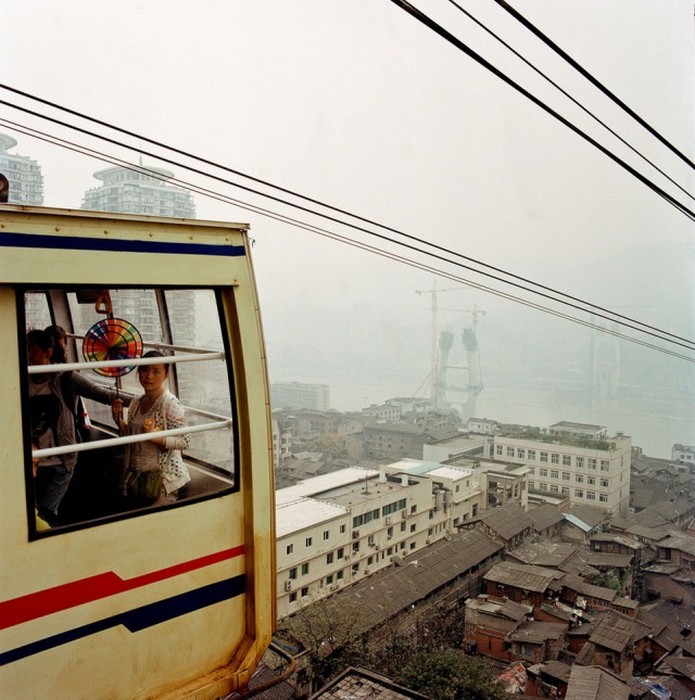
[81,163,196,217]
[672,444,695,467]
[270,381,330,411]
[490,422,631,515]
[0,133,44,205]
[275,459,495,618]
[272,418,293,470]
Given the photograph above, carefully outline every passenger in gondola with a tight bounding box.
[111,350,191,506]
[27,329,121,525]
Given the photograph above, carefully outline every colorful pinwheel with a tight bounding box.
[82,318,143,377]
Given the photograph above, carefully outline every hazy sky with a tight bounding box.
[1,1,693,454]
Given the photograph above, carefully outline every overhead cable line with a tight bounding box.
[3,116,695,363]
[387,0,695,223]
[1,87,693,352]
[492,0,695,171]
[445,0,694,203]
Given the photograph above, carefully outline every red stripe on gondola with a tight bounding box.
[0,545,245,630]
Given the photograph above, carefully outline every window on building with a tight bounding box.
[301,587,309,598]
[326,574,333,585]
[527,450,536,460]
[550,485,559,494]
[326,552,334,564]
[576,457,584,468]
[289,592,297,603]
[540,483,548,491]
[367,535,375,546]
[507,447,514,457]
[496,445,503,456]
[323,530,330,541]
[587,491,596,500]
[301,563,309,576]
[517,448,525,458]
[576,474,584,483]
[550,470,559,479]
[575,489,583,498]
[587,476,595,485]
[340,524,346,534]
[410,542,416,550]
[286,544,294,555]
[600,460,610,471]
[288,567,297,580]
[337,547,344,559]
[551,453,559,464]
[562,472,570,480]
[599,494,608,503]
[600,479,609,488]
[561,487,570,496]
[305,537,312,548]
[588,458,597,469]
[539,468,548,477]
[410,523,416,533]
[400,522,406,532]
[562,455,571,466]
[528,481,535,490]
[472,504,478,516]
[540,451,548,462]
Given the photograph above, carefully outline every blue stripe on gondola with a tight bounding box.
[0,231,246,257]
[0,575,245,666]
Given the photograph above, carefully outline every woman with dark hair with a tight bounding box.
[44,324,68,364]
[27,329,120,524]
[112,350,190,504]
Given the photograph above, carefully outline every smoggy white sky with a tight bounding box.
[1,1,694,454]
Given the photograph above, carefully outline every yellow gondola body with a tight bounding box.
[0,205,276,699]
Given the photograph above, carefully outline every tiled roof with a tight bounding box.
[589,611,651,652]
[528,504,565,531]
[311,666,429,699]
[509,621,567,643]
[302,529,502,639]
[586,552,633,568]
[565,666,630,700]
[479,504,535,540]
[483,561,562,593]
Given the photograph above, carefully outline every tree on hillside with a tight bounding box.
[395,649,507,700]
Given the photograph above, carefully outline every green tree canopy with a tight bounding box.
[395,649,507,700]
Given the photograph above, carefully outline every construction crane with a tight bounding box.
[415,282,486,419]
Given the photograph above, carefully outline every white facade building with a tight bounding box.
[490,424,631,516]
[81,164,196,217]
[672,444,695,467]
[270,381,330,411]
[0,133,43,205]
[275,461,491,618]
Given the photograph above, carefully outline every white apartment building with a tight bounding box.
[0,133,44,205]
[275,461,490,619]
[82,164,196,217]
[490,424,631,516]
[672,444,695,467]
